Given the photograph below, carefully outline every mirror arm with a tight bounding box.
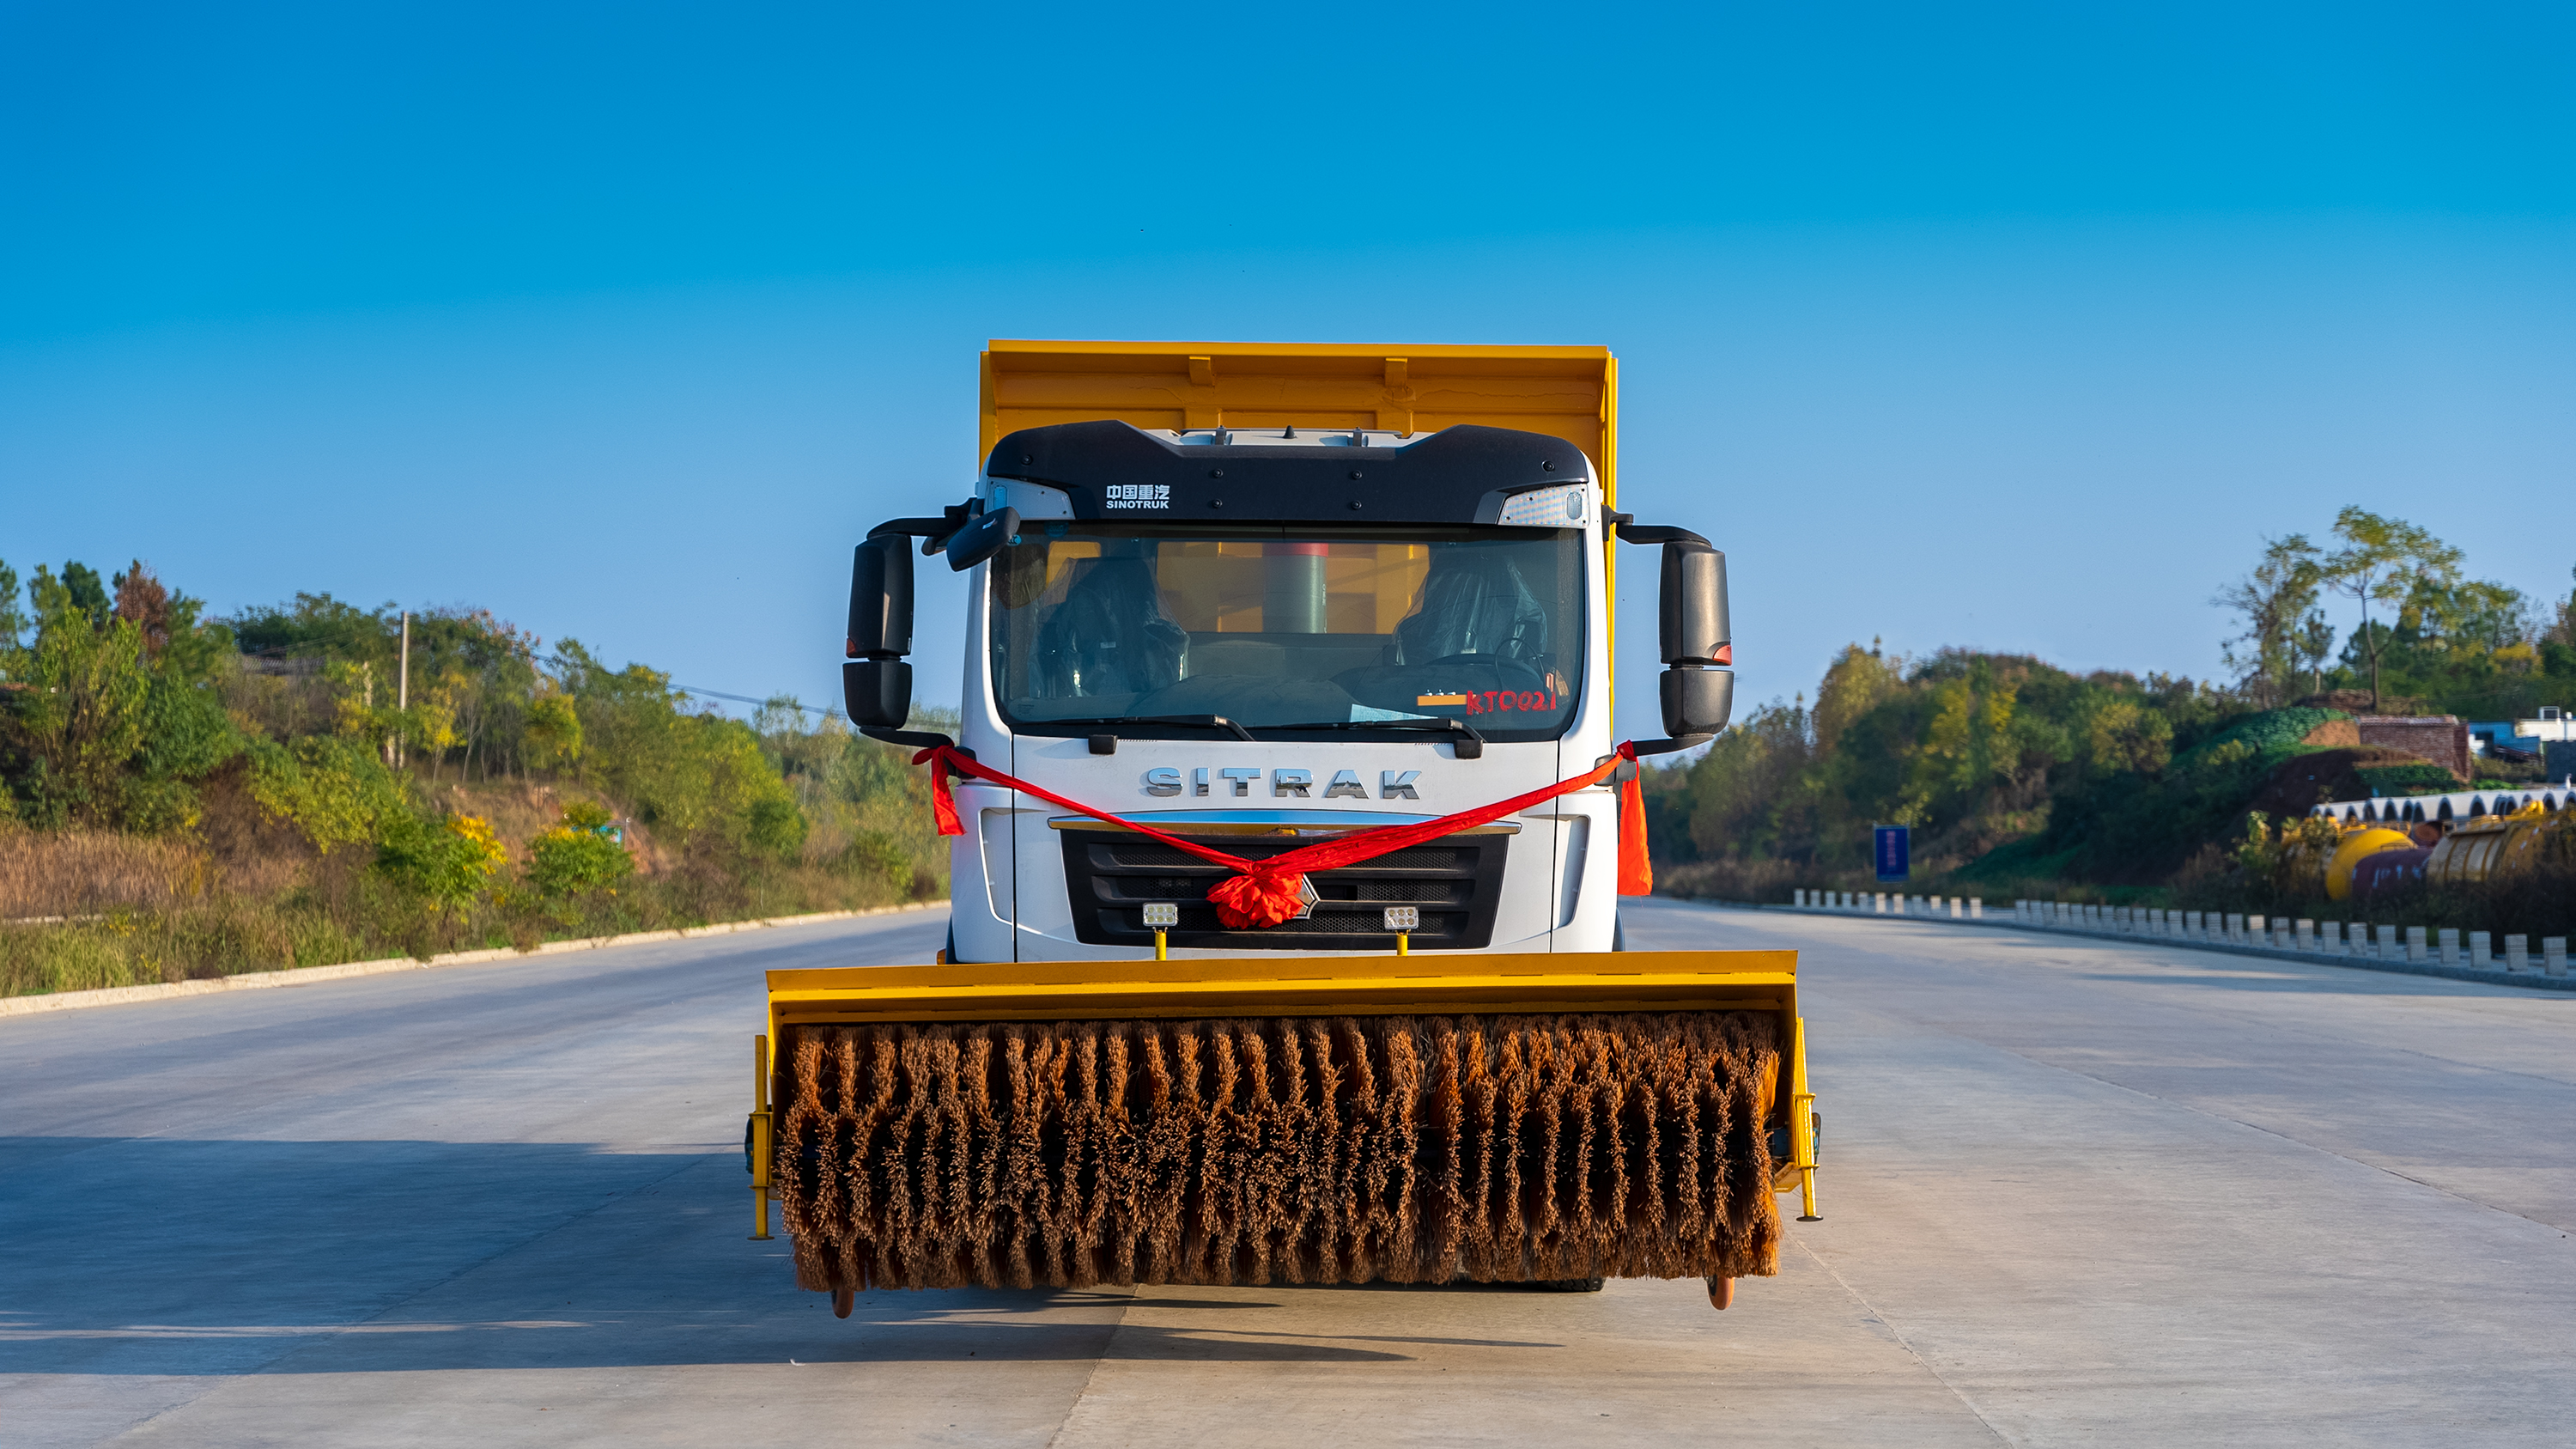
[1613,522,1712,550]
[860,726,969,759]
[871,501,983,556]
[1628,734,1715,758]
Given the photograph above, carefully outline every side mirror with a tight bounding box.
[943,506,1021,573]
[1658,540,1728,667]
[843,535,914,728]
[1661,666,1734,739]
[1656,537,1732,738]
[847,535,914,658]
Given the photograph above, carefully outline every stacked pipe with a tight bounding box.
[775,1011,1783,1294]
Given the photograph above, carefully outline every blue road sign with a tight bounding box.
[1874,825,1911,881]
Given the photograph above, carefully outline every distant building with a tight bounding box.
[2354,715,2471,779]
[2514,705,2572,743]
[2468,721,2541,759]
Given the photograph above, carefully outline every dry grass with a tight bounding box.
[0,829,210,919]
[777,1011,1782,1294]
[0,766,939,999]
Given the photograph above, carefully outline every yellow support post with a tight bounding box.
[1790,1014,1820,1221]
[749,1032,774,1241]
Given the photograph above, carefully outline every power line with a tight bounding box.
[672,685,837,717]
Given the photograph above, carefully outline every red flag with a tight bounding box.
[1617,771,1655,896]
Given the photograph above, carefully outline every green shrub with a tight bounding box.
[374,813,507,913]
[0,928,136,995]
[2172,708,2346,769]
[246,735,410,853]
[526,813,635,898]
[2354,763,2460,796]
[830,831,912,896]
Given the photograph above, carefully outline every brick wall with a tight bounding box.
[2355,715,2470,778]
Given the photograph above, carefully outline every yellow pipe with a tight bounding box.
[1154,929,1168,962]
[1396,933,1410,957]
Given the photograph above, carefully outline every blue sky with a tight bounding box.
[4,2,2572,740]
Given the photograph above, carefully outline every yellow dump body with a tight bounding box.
[979,339,1616,487]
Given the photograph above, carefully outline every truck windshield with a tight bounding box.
[989,523,1587,742]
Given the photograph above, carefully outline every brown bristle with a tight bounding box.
[777,1012,1780,1294]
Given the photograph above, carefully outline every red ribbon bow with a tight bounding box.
[914,740,1649,930]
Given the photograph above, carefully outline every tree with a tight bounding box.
[0,559,26,650]
[111,562,173,657]
[2321,508,2462,711]
[59,563,110,626]
[2215,533,2324,707]
[6,572,150,825]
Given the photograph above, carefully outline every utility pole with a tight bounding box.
[398,612,410,768]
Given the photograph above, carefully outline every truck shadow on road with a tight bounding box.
[0,1137,1561,1376]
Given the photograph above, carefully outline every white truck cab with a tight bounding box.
[841,350,1731,965]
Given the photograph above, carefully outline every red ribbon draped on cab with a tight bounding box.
[914,740,1656,931]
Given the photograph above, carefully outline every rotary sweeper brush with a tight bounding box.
[745,342,1821,1316]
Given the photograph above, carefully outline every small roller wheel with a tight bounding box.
[1706,1276,1735,1311]
[831,1286,855,1318]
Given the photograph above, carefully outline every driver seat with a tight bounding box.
[1394,550,1548,665]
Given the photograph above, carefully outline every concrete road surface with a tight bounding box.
[5,898,2574,1446]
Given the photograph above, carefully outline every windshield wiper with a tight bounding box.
[1025,715,1256,742]
[1263,716,1486,758]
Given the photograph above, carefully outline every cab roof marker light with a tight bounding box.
[1495,483,1590,527]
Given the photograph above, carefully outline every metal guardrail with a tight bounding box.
[1758,889,2576,994]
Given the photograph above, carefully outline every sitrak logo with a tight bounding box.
[1145,767,1420,800]
[1104,484,1171,510]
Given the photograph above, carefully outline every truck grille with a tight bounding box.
[1060,830,1509,950]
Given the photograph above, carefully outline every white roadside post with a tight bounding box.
[2438,928,2460,965]
[2470,930,2493,970]
[2295,919,2315,952]
[2405,926,2428,964]
[2548,938,2570,978]
[2377,924,2399,961]
[2506,935,2530,972]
